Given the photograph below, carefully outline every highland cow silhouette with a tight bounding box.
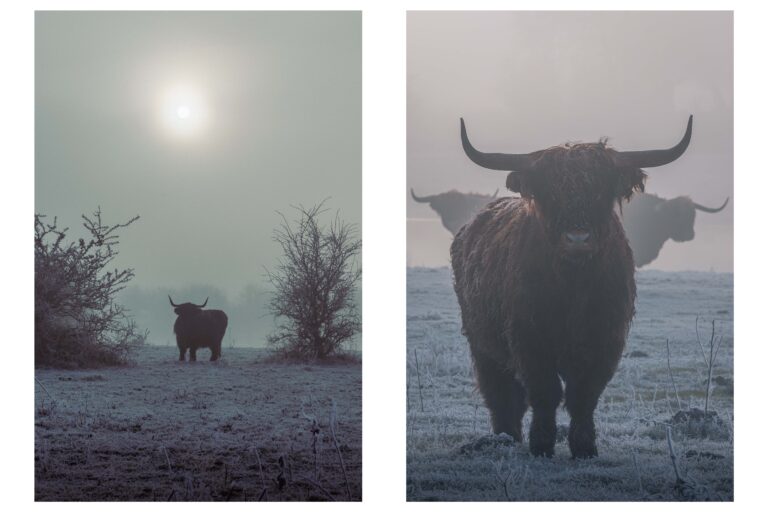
[622,193,729,267]
[451,116,692,458]
[169,296,228,362]
[410,188,498,235]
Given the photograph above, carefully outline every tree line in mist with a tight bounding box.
[120,284,273,348]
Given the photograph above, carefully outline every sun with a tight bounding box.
[176,105,191,120]
[158,83,208,139]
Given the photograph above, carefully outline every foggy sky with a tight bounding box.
[407,11,733,271]
[36,12,361,297]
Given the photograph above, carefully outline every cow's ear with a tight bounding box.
[617,168,646,200]
[506,172,534,198]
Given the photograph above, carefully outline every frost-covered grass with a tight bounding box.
[406,267,733,501]
[35,346,361,501]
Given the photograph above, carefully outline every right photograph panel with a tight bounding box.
[407,11,733,501]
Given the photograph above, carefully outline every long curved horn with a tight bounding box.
[491,188,499,199]
[693,197,729,213]
[460,118,534,172]
[410,188,433,203]
[168,295,179,307]
[615,115,693,168]
[195,297,209,308]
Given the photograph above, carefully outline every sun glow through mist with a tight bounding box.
[158,83,208,139]
[176,105,191,119]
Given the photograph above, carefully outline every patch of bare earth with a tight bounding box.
[35,346,361,501]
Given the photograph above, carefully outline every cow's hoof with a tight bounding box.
[530,420,556,457]
[570,445,598,459]
[530,444,555,458]
[490,424,523,443]
[529,434,555,457]
[568,422,597,459]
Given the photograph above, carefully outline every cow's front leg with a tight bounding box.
[564,371,611,459]
[178,346,187,362]
[189,348,197,362]
[471,347,527,442]
[523,365,562,457]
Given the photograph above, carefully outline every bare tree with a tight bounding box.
[35,207,146,367]
[266,202,361,360]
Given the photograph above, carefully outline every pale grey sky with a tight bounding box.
[36,11,361,295]
[407,11,733,272]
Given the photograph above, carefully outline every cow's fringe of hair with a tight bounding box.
[529,139,647,211]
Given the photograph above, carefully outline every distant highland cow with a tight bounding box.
[451,116,692,458]
[169,297,228,362]
[410,188,498,235]
[622,193,729,267]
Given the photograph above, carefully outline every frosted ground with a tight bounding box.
[406,267,733,501]
[35,347,361,501]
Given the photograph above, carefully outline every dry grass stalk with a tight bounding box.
[665,338,682,411]
[329,400,352,500]
[414,349,425,412]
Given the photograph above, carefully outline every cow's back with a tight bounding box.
[207,310,228,338]
[174,310,228,348]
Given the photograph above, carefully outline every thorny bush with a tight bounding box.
[266,202,361,360]
[35,208,146,367]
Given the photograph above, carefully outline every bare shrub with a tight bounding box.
[35,207,146,367]
[266,202,361,360]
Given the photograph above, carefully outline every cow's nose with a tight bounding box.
[566,231,590,244]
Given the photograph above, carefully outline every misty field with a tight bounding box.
[35,347,361,501]
[406,267,733,501]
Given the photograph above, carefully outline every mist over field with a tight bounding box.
[119,285,270,348]
[36,11,362,297]
[119,285,361,350]
[35,11,362,346]
[407,11,732,271]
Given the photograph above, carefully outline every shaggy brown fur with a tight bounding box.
[452,141,644,458]
[171,301,228,362]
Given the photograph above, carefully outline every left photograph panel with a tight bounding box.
[34,11,361,501]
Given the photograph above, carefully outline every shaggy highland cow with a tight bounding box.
[169,296,228,362]
[411,188,499,235]
[623,193,729,267]
[451,116,692,458]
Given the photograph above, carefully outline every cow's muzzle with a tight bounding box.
[561,230,594,257]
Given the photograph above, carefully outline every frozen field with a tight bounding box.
[35,346,361,501]
[406,267,733,501]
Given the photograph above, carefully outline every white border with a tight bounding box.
[2,0,766,508]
